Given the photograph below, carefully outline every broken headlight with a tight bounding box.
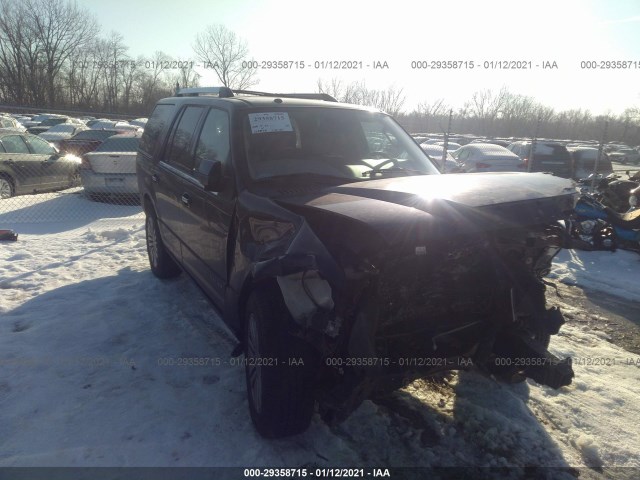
[248,218,295,244]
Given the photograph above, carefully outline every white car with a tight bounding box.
[452,144,525,173]
[80,133,141,199]
[38,124,88,147]
[0,116,27,132]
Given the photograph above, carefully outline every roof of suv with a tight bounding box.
[164,95,381,112]
[163,87,381,112]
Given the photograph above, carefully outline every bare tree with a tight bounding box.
[192,24,257,89]
[317,78,345,100]
[317,79,406,115]
[173,60,201,90]
[26,0,98,105]
[417,98,448,117]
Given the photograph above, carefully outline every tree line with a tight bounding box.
[1,0,638,144]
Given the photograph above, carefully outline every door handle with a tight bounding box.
[151,174,159,183]
[181,193,191,207]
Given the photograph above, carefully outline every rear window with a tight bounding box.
[95,137,140,152]
[49,124,77,133]
[533,144,570,159]
[140,103,175,155]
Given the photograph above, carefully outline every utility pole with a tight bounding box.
[529,116,542,172]
[592,121,609,191]
[440,109,453,172]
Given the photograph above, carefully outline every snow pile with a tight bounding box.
[1,194,639,470]
[551,248,640,302]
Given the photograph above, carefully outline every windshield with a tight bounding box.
[243,108,438,182]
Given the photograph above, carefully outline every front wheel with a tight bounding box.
[244,285,318,438]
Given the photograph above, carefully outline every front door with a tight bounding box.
[178,108,234,305]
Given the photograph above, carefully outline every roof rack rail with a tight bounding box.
[174,86,338,102]
[232,90,337,102]
[175,87,234,98]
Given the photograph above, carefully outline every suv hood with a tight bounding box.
[276,172,577,246]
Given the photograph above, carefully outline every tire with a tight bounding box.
[0,176,14,199]
[244,284,318,438]
[145,210,181,279]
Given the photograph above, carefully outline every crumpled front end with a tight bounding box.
[312,223,574,422]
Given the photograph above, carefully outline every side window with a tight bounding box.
[165,106,204,172]
[194,108,230,175]
[26,135,56,155]
[2,135,30,154]
[139,103,175,155]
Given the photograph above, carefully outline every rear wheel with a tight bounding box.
[244,284,318,438]
[145,210,181,279]
[0,176,14,199]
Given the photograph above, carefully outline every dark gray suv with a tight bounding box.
[137,87,577,438]
[507,141,573,178]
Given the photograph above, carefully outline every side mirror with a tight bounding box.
[198,160,223,192]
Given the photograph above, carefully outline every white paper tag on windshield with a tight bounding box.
[248,112,293,134]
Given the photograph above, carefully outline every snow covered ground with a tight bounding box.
[1,191,639,475]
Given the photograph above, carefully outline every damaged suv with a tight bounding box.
[137,87,577,438]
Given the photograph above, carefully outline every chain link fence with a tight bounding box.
[0,115,145,229]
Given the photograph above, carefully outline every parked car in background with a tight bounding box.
[420,144,460,172]
[38,124,88,148]
[89,120,141,133]
[0,115,27,132]
[22,113,66,129]
[0,132,81,198]
[471,139,511,148]
[86,119,107,128]
[452,143,524,172]
[81,133,141,199]
[567,147,613,180]
[608,147,640,165]
[433,141,461,151]
[129,118,148,128]
[58,129,122,156]
[13,116,33,125]
[27,116,84,135]
[507,141,573,178]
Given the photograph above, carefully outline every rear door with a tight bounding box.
[155,105,206,261]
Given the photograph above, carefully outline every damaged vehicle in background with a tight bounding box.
[137,87,578,438]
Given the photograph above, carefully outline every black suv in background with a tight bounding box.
[507,140,573,178]
[137,87,577,438]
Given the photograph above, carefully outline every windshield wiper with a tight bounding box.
[256,173,354,183]
[362,167,425,178]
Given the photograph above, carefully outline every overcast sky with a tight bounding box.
[76,0,640,115]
